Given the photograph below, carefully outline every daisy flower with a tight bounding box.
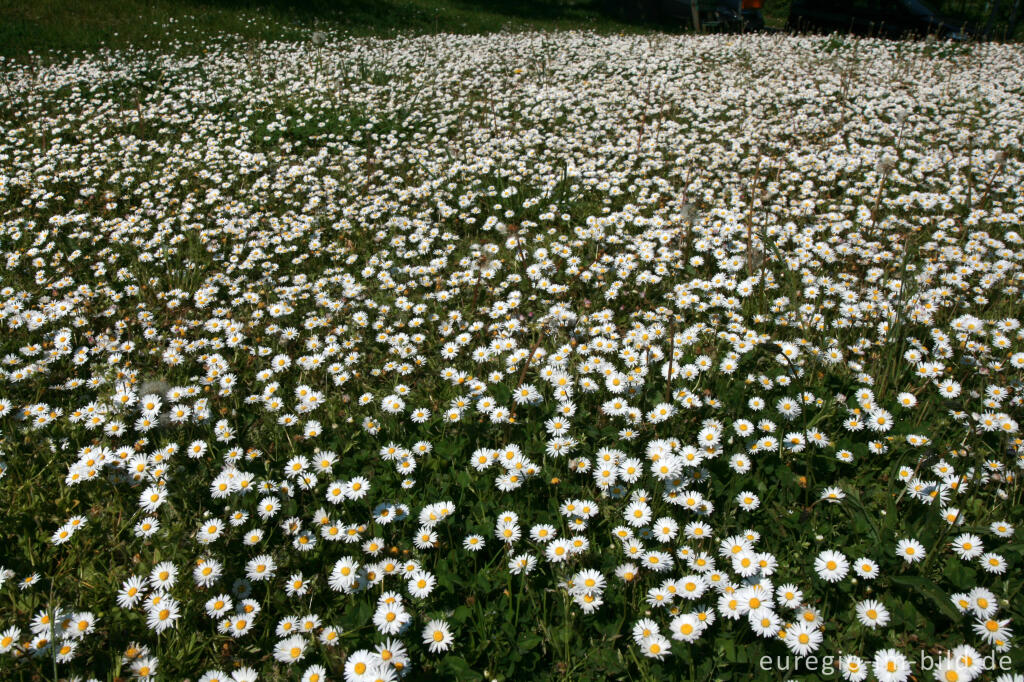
[839,654,869,682]
[117,576,147,608]
[979,552,1008,574]
[345,650,378,680]
[784,621,822,656]
[931,659,971,682]
[852,557,879,579]
[639,633,672,659]
[145,598,181,634]
[872,649,912,682]
[776,584,802,609]
[131,657,158,679]
[990,521,1014,538]
[302,665,328,682]
[896,538,926,563]
[669,613,704,642]
[408,570,437,597]
[245,555,277,581]
[632,618,660,643]
[422,619,454,653]
[855,599,891,629]
[814,550,849,582]
[748,608,780,638]
[51,524,75,545]
[273,634,307,664]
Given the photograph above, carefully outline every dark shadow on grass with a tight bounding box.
[0,0,683,60]
[183,0,678,31]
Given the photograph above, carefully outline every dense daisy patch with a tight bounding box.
[0,29,1023,681]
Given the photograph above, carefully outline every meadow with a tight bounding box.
[0,21,1023,682]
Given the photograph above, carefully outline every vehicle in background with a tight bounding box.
[660,0,766,31]
[786,0,976,40]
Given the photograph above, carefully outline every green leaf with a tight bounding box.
[891,575,960,621]
[999,542,1024,557]
[594,617,622,637]
[500,618,518,641]
[491,383,511,404]
[942,557,976,591]
[518,632,542,652]
[474,570,492,591]
[438,655,481,680]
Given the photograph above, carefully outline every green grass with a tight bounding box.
[762,0,790,29]
[0,0,675,59]
[1,0,1018,62]
[0,0,812,61]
